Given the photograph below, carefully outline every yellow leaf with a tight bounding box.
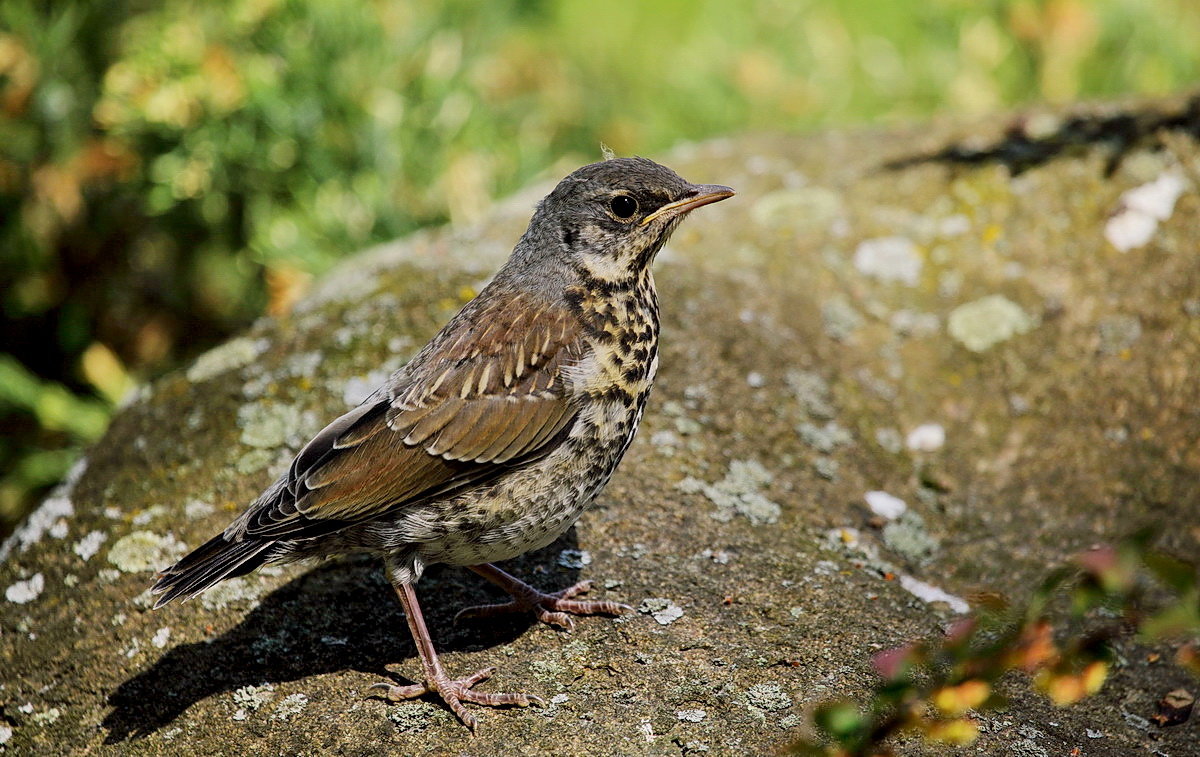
[81,342,134,405]
[926,717,980,745]
[933,680,991,716]
[1082,661,1108,696]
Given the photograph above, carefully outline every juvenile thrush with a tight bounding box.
[152,157,733,731]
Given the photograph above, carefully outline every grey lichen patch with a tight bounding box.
[530,659,569,686]
[271,693,309,721]
[184,499,215,519]
[751,186,843,230]
[232,683,276,713]
[556,549,592,569]
[186,336,270,383]
[679,460,781,526]
[947,295,1034,352]
[785,370,835,420]
[540,692,570,719]
[813,457,839,481]
[874,427,903,454]
[797,421,853,454]
[237,401,314,450]
[234,448,277,475]
[341,373,385,407]
[661,399,704,437]
[282,351,322,379]
[742,682,793,712]
[1097,314,1142,354]
[385,700,447,733]
[72,530,107,562]
[0,457,86,561]
[853,236,922,285]
[340,354,409,406]
[107,531,186,573]
[906,423,945,452]
[242,350,334,400]
[649,429,682,456]
[31,707,62,726]
[882,511,940,566]
[821,297,864,342]
[130,588,156,610]
[559,639,591,662]
[638,597,684,625]
[5,573,44,604]
[1104,169,1189,251]
[199,576,266,611]
[151,626,171,648]
[132,504,169,526]
[889,309,940,337]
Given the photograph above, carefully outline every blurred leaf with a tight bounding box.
[931,680,991,717]
[1139,594,1200,640]
[923,717,980,746]
[0,354,110,440]
[1142,552,1199,594]
[80,341,135,405]
[814,701,866,739]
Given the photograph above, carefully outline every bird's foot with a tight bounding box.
[368,666,542,732]
[455,579,632,632]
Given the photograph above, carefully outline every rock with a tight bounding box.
[2,96,1199,755]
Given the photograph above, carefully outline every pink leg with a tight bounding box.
[369,581,541,732]
[456,563,632,632]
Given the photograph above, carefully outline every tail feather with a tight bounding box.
[152,532,275,608]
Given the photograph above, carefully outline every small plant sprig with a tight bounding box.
[792,530,1200,756]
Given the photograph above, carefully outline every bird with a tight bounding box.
[152,156,734,731]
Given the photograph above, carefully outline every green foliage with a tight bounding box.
[2,0,1200,535]
[791,532,1200,755]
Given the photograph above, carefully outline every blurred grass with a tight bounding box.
[1,0,1198,537]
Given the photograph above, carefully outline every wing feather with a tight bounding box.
[230,286,584,539]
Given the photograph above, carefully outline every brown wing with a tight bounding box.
[234,289,583,539]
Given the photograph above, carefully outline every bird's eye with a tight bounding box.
[609,195,638,220]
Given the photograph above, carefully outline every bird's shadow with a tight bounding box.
[883,93,1200,177]
[102,529,586,743]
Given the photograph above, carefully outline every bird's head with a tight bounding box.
[519,157,733,288]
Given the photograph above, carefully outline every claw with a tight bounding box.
[457,574,632,631]
[380,581,547,732]
[370,665,538,732]
[367,680,427,701]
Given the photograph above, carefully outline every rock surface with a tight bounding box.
[3,96,1199,755]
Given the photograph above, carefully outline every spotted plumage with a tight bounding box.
[152,157,733,731]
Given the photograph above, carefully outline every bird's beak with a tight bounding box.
[640,184,735,225]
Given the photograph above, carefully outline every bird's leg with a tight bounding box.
[369,581,541,731]
[455,563,632,632]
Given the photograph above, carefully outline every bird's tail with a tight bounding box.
[151,532,275,608]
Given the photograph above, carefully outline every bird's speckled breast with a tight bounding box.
[412,274,660,569]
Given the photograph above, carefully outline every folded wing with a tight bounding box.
[231,290,583,539]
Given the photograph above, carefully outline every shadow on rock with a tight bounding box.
[102,529,586,742]
[885,93,1200,176]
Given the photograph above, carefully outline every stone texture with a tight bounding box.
[3,96,1199,755]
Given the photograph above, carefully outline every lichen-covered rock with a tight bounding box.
[3,96,1199,756]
